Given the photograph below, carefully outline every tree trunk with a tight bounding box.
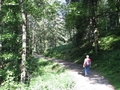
[90,0,98,54]
[0,0,3,84]
[20,0,27,83]
[32,27,36,54]
[116,0,120,27]
[94,28,99,54]
[43,26,47,52]
[0,0,3,68]
[54,21,57,48]
[43,18,47,53]
[0,0,2,51]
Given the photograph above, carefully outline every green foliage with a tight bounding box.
[27,57,74,90]
[0,0,21,86]
[0,57,75,90]
[1,0,69,87]
[92,49,120,90]
[44,40,93,64]
[99,35,120,50]
[1,0,120,89]
[44,44,74,61]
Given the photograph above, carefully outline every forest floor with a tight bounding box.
[35,55,115,90]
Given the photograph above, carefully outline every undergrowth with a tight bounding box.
[0,58,75,90]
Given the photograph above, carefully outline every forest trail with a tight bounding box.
[34,55,115,90]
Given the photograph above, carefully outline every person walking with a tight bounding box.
[83,55,91,76]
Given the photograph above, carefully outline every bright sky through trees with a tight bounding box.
[57,0,66,3]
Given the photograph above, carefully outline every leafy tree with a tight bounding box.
[65,0,120,55]
[1,0,22,85]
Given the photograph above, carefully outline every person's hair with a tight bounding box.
[86,55,89,58]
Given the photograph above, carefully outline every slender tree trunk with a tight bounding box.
[20,0,27,83]
[0,0,1,50]
[43,24,47,52]
[0,0,1,11]
[94,28,99,54]
[43,17,47,53]
[27,15,33,55]
[0,0,3,84]
[54,21,57,48]
[0,0,2,67]
[32,27,36,54]
[116,0,120,27]
[0,0,2,51]
[90,0,98,54]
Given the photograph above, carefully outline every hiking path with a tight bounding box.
[34,55,115,90]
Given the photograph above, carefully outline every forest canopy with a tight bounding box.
[0,0,120,89]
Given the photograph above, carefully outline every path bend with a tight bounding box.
[34,55,115,90]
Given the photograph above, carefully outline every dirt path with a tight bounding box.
[35,55,115,90]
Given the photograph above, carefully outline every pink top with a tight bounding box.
[83,57,91,67]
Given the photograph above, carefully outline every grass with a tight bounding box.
[29,72,75,90]
[92,50,120,90]
[0,58,75,90]
[28,58,75,90]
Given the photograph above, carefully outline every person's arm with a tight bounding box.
[83,59,86,68]
[90,59,91,67]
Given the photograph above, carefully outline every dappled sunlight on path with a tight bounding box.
[34,54,115,90]
[68,71,115,90]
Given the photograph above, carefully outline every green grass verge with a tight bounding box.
[0,58,75,90]
[28,58,75,90]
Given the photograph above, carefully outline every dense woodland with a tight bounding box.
[0,0,120,90]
